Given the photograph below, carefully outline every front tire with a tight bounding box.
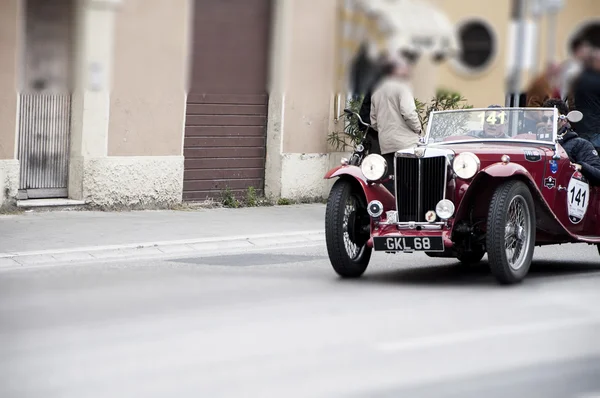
[325,179,372,278]
[486,180,536,285]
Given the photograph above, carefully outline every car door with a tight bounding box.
[549,153,599,235]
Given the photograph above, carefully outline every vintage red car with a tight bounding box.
[324,106,594,285]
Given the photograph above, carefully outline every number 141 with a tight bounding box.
[570,186,587,207]
[479,111,506,125]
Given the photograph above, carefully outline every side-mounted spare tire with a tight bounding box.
[325,179,372,278]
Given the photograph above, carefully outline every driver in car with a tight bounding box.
[543,98,600,186]
[469,105,509,139]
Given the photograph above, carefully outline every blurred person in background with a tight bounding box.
[560,36,591,104]
[370,54,422,192]
[525,64,559,107]
[523,64,560,135]
[357,52,420,156]
[544,98,600,186]
[569,48,600,149]
[356,54,392,156]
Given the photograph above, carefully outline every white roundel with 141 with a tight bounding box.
[567,172,589,224]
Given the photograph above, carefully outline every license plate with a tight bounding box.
[373,236,444,252]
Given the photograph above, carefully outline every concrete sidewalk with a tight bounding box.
[0,204,326,267]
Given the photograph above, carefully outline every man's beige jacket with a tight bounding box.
[370,77,422,155]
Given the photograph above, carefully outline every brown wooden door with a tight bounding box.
[183,0,272,201]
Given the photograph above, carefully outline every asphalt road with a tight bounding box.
[1,242,600,398]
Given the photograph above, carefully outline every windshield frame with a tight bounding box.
[424,107,558,146]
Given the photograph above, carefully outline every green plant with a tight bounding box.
[220,187,240,208]
[415,88,472,132]
[327,95,365,152]
[245,186,258,207]
[277,198,292,206]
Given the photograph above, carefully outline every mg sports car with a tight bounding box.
[324,106,594,285]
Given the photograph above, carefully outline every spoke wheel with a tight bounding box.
[325,179,372,278]
[487,180,536,285]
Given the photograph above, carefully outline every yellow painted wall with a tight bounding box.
[430,0,598,107]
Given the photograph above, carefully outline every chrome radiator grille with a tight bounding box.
[394,156,447,222]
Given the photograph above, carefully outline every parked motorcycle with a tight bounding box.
[340,108,379,166]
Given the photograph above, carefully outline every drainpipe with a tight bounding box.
[529,0,544,75]
[544,0,564,66]
[506,0,527,107]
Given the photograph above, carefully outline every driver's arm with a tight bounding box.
[573,140,600,186]
[579,163,600,186]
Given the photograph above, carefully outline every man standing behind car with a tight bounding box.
[570,48,600,149]
[356,56,391,156]
[370,55,422,191]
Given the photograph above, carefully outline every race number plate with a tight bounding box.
[373,236,444,252]
[567,171,589,224]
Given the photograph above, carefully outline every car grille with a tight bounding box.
[394,156,448,222]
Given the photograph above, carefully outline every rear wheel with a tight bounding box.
[486,180,536,285]
[325,179,372,278]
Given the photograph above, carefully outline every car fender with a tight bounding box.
[324,165,395,211]
[455,162,575,239]
[455,162,535,212]
[481,162,533,179]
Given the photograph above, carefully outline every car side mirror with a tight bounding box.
[567,110,583,123]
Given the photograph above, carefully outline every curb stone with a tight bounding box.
[0,230,325,269]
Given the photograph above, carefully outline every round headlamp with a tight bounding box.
[453,152,480,180]
[361,154,387,181]
[435,199,455,220]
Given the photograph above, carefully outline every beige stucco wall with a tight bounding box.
[0,0,20,160]
[107,0,189,157]
[280,0,337,154]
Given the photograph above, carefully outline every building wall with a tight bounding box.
[432,0,599,108]
[0,0,21,205]
[280,0,337,154]
[0,0,20,161]
[67,0,189,207]
[108,0,189,157]
[430,0,511,107]
[265,0,340,200]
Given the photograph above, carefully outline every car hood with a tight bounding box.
[428,142,554,160]
[427,142,553,156]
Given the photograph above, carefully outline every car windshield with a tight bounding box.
[426,107,558,145]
